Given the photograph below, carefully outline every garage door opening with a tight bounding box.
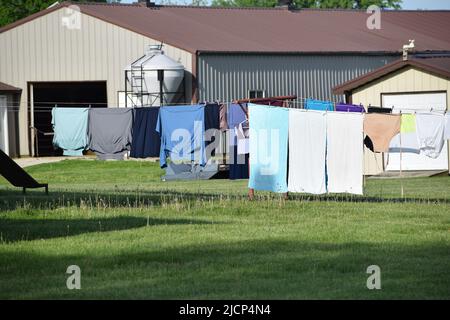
[30,82,107,157]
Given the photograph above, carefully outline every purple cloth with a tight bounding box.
[227,103,247,146]
[335,103,365,113]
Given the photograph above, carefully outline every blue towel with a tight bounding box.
[156,105,206,168]
[248,103,288,193]
[130,107,160,158]
[52,108,89,156]
[305,99,334,111]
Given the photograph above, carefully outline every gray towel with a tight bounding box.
[88,108,133,160]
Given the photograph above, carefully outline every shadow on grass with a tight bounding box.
[0,216,217,243]
[0,239,449,299]
[1,187,450,212]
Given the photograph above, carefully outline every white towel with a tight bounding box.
[288,110,327,194]
[388,133,420,154]
[444,113,450,140]
[326,112,364,195]
[416,113,446,159]
[235,123,249,155]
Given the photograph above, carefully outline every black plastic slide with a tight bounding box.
[0,149,48,194]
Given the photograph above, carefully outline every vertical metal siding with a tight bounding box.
[0,8,193,155]
[198,54,398,103]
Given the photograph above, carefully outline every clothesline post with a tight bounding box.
[363,140,366,193]
[399,127,404,198]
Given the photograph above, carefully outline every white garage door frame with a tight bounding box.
[0,95,9,155]
[382,91,448,171]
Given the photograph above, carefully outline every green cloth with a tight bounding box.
[401,114,416,133]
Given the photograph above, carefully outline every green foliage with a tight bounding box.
[0,0,108,28]
[211,0,402,9]
[317,0,402,9]
[212,0,278,7]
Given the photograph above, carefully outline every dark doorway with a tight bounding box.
[31,82,107,157]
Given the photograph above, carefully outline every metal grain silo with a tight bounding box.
[125,45,185,107]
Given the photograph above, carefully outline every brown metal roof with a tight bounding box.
[1,2,450,54]
[333,57,450,94]
[0,81,21,92]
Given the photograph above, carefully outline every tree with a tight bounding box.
[211,0,402,9]
[317,0,402,9]
[0,0,109,28]
[212,0,278,7]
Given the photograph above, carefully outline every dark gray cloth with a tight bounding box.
[88,108,133,160]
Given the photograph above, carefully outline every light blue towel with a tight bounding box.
[52,108,89,156]
[156,105,206,168]
[305,98,334,111]
[248,103,288,193]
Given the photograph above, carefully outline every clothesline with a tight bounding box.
[0,96,448,115]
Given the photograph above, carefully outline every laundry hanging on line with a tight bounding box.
[156,104,206,168]
[363,113,401,153]
[326,112,364,195]
[388,114,420,154]
[204,103,221,157]
[248,104,289,193]
[235,123,249,155]
[288,109,327,195]
[219,104,228,131]
[88,108,133,160]
[335,103,365,113]
[415,113,446,159]
[229,144,249,180]
[248,106,364,196]
[305,98,334,111]
[445,113,450,140]
[51,107,89,156]
[367,106,392,114]
[130,107,160,159]
[227,103,248,146]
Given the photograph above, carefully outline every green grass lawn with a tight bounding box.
[0,159,449,299]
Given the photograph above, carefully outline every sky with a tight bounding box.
[119,0,450,9]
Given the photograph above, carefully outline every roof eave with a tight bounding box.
[333,59,450,95]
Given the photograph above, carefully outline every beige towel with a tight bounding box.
[364,114,401,152]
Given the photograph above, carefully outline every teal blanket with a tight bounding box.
[52,108,89,156]
[248,103,288,193]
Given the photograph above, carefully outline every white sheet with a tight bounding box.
[235,123,249,155]
[388,133,420,154]
[326,112,364,195]
[415,113,446,159]
[288,110,327,194]
[444,113,450,140]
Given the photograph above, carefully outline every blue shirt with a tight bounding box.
[156,105,206,168]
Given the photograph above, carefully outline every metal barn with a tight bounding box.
[1,1,449,157]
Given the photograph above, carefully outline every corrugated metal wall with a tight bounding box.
[0,7,193,155]
[198,54,398,103]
